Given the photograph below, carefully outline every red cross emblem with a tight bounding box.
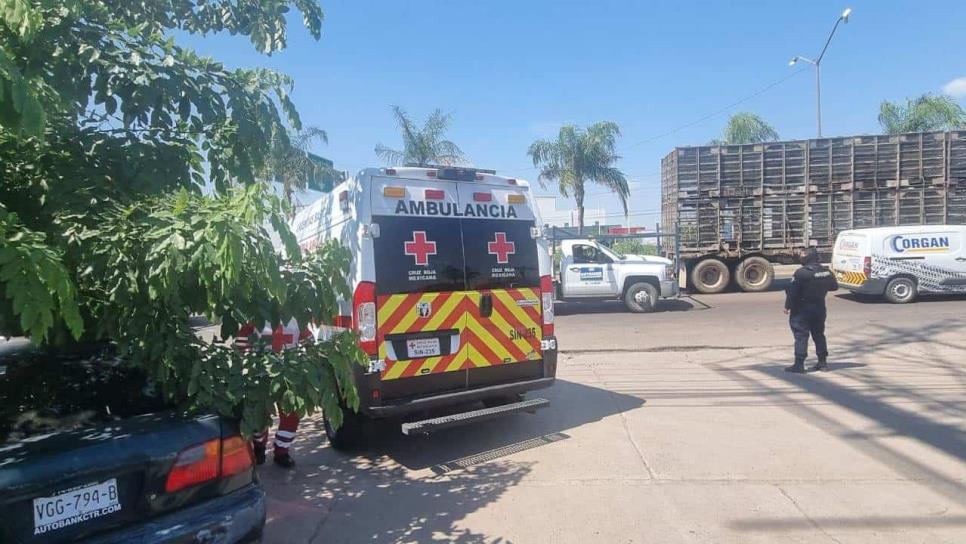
[271,326,295,352]
[487,232,516,264]
[404,231,437,266]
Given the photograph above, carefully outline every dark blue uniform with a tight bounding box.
[785,261,838,367]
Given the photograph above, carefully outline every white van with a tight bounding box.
[291,166,557,446]
[832,225,966,303]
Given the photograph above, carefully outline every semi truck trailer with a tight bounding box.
[661,130,966,293]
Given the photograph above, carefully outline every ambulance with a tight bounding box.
[292,166,557,448]
[832,225,966,303]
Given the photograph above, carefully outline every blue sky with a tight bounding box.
[181,0,966,226]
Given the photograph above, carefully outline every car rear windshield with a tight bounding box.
[372,216,540,294]
[0,343,170,445]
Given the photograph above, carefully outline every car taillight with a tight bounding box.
[221,436,254,477]
[539,275,554,337]
[165,439,220,493]
[863,256,872,276]
[165,435,254,493]
[354,281,377,356]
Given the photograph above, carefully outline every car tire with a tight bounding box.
[624,281,659,313]
[735,256,774,292]
[690,259,730,294]
[884,277,917,304]
[323,407,366,451]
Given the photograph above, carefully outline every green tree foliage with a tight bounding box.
[528,122,629,233]
[375,105,466,166]
[878,94,966,134]
[713,112,780,145]
[609,238,657,257]
[0,1,366,435]
[264,125,343,207]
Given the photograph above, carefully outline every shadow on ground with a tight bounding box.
[554,297,701,316]
[260,379,644,543]
[709,316,966,515]
[835,292,966,304]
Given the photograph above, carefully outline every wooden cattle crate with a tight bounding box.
[661,131,966,256]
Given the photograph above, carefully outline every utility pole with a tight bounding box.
[789,8,852,138]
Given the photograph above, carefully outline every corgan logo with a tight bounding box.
[890,235,950,254]
[839,239,860,251]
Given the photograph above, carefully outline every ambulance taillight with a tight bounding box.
[863,256,872,277]
[540,275,554,336]
[353,281,377,356]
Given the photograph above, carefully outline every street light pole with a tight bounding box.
[789,7,852,138]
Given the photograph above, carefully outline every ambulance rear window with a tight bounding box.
[372,216,466,295]
[371,215,540,294]
[462,219,540,290]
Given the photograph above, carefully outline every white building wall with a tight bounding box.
[535,195,608,228]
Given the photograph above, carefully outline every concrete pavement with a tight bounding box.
[259,288,966,543]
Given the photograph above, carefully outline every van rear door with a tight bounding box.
[457,183,543,368]
[369,176,469,382]
[833,231,869,286]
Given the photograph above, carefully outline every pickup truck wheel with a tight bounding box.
[690,259,730,294]
[624,282,659,313]
[323,408,366,451]
[884,277,917,304]
[735,256,774,292]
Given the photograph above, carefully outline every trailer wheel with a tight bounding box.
[323,407,366,451]
[624,282,659,313]
[690,259,730,294]
[884,277,917,304]
[735,256,774,292]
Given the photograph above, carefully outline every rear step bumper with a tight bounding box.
[367,376,555,418]
[401,398,549,436]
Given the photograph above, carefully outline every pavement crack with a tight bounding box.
[591,364,656,479]
[777,485,843,544]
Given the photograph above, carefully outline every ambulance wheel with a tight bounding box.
[690,259,730,294]
[624,282,659,313]
[323,408,365,451]
[735,257,774,292]
[884,277,917,304]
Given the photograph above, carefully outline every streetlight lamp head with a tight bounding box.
[789,57,798,66]
[841,7,852,21]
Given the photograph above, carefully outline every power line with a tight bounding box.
[504,67,808,174]
[620,67,809,151]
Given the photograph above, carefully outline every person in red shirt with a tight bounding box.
[235,320,312,469]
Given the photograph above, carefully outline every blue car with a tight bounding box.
[0,340,265,544]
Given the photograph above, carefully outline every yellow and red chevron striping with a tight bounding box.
[375,288,543,381]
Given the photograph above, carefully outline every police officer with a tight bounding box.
[783,247,838,373]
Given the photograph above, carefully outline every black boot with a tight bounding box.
[273,451,296,469]
[812,357,829,372]
[253,442,266,465]
[785,360,806,373]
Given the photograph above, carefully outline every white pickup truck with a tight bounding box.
[555,239,679,312]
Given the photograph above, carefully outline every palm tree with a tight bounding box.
[878,94,966,134]
[527,122,629,233]
[714,112,780,144]
[375,106,466,166]
[264,126,341,207]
